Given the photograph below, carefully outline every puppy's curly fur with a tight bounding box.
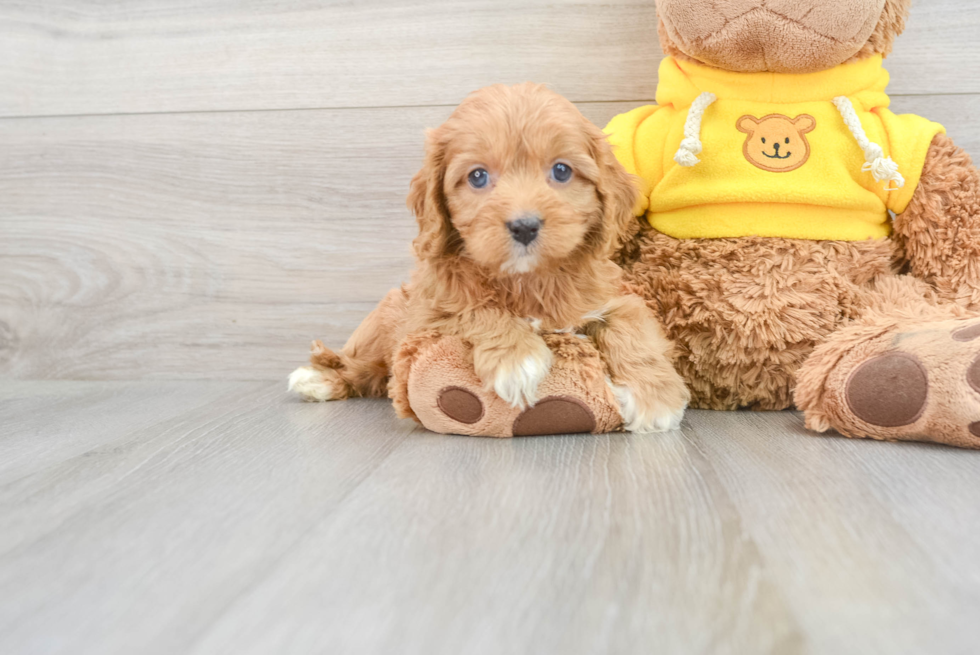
[290,83,689,433]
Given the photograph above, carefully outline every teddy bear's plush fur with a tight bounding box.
[622,0,980,448]
[381,0,980,448]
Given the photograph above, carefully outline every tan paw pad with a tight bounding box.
[512,396,596,437]
[952,322,980,342]
[845,352,928,428]
[437,387,485,425]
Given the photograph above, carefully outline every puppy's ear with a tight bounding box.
[408,125,457,260]
[589,123,641,257]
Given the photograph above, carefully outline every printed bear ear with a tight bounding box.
[736,115,759,134]
[793,114,817,134]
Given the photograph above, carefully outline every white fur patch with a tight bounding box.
[288,366,338,402]
[501,246,539,275]
[525,304,609,337]
[581,306,609,324]
[607,379,686,433]
[493,349,553,409]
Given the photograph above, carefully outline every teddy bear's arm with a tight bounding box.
[892,133,980,310]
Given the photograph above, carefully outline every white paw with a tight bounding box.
[288,366,339,402]
[492,348,553,409]
[609,382,686,433]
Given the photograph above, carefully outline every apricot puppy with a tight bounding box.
[290,83,689,433]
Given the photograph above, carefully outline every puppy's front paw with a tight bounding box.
[489,343,553,409]
[609,381,687,433]
[288,366,348,402]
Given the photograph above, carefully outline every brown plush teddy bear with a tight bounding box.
[389,0,980,448]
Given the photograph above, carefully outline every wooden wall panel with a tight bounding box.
[2,96,977,380]
[1,0,978,118]
[2,0,979,381]
[0,0,663,117]
[0,102,638,380]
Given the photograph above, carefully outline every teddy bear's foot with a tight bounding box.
[437,386,600,436]
[396,333,622,438]
[798,317,980,449]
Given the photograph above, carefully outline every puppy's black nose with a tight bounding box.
[507,216,541,246]
[773,142,781,152]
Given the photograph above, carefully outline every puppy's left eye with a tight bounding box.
[551,163,573,184]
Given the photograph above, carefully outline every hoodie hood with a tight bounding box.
[656,55,891,109]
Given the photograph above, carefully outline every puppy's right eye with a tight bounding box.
[468,169,490,189]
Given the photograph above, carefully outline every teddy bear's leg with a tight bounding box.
[894,133,980,310]
[796,276,980,449]
[389,332,623,438]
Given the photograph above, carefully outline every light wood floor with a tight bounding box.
[2,380,979,655]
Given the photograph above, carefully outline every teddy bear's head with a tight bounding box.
[655,0,911,74]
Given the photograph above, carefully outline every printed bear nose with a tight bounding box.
[773,142,781,151]
[507,216,541,246]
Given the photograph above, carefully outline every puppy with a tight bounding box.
[290,83,689,432]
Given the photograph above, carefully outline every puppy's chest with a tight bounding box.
[524,311,607,337]
[515,299,609,336]
[495,277,614,333]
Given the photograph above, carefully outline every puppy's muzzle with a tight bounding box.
[507,216,541,246]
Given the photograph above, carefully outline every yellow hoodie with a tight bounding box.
[605,56,945,241]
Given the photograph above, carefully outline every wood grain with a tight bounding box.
[0,381,418,654]
[686,411,980,655]
[2,384,980,654]
[3,96,979,381]
[1,0,978,118]
[4,3,980,653]
[0,102,639,380]
[0,0,664,118]
[189,427,802,655]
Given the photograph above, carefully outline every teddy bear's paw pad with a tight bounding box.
[437,386,485,425]
[953,322,980,342]
[512,396,596,437]
[967,354,980,393]
[816,318,980,448]
[845,352,928,428]
[966,357,980,439]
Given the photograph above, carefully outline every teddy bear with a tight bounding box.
[387,0,980,449]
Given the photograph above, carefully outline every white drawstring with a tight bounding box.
[674,92,717,167]
[833,96,905,191]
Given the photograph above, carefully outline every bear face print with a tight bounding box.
[736,114,816,173]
